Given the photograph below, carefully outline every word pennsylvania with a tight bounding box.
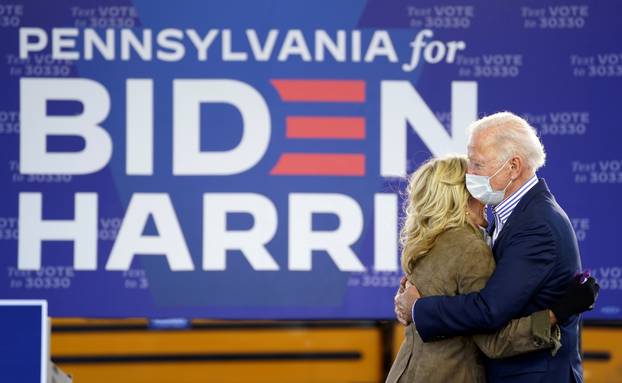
[19,28,466,71]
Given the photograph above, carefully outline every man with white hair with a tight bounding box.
[395,112,587,382]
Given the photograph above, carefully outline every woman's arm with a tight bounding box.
[456,238,561,359]
[471,310,561,359]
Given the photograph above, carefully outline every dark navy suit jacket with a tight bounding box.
[413,178,583,383]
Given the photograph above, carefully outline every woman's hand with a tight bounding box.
[394,276,421,325]
[398,276,407,294]
[395,276,408,325]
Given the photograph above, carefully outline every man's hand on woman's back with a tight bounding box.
[550,274,600,324]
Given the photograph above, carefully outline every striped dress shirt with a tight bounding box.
[492,174,539,244]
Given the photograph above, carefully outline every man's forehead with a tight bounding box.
[468,132,493,153]
[467,150,486,163]
[467,135,483,153]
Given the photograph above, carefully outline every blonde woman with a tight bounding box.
[386,155,589,383]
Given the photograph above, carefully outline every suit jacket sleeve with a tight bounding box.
[413,219,557,342]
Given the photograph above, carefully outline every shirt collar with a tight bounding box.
[492,174,539,225]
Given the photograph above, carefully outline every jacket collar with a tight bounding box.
[491,178,550,254]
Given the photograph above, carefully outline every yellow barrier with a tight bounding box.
[52,320,383,383]
[51,319,622,382]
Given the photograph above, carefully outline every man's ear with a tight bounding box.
[509,155,522,179]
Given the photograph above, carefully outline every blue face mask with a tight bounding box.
[465,159,513,206]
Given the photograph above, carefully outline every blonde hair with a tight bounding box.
[469,111,546,171]
[400,155,477,275]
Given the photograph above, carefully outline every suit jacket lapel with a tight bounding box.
[491,178,550,257]
[492,221,507,255]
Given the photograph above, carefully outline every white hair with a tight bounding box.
[468,111,546,171]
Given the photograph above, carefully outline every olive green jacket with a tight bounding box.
[386,225,561,383]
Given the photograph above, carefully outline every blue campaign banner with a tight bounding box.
[0,0,620,320]
[0,300,48,383]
